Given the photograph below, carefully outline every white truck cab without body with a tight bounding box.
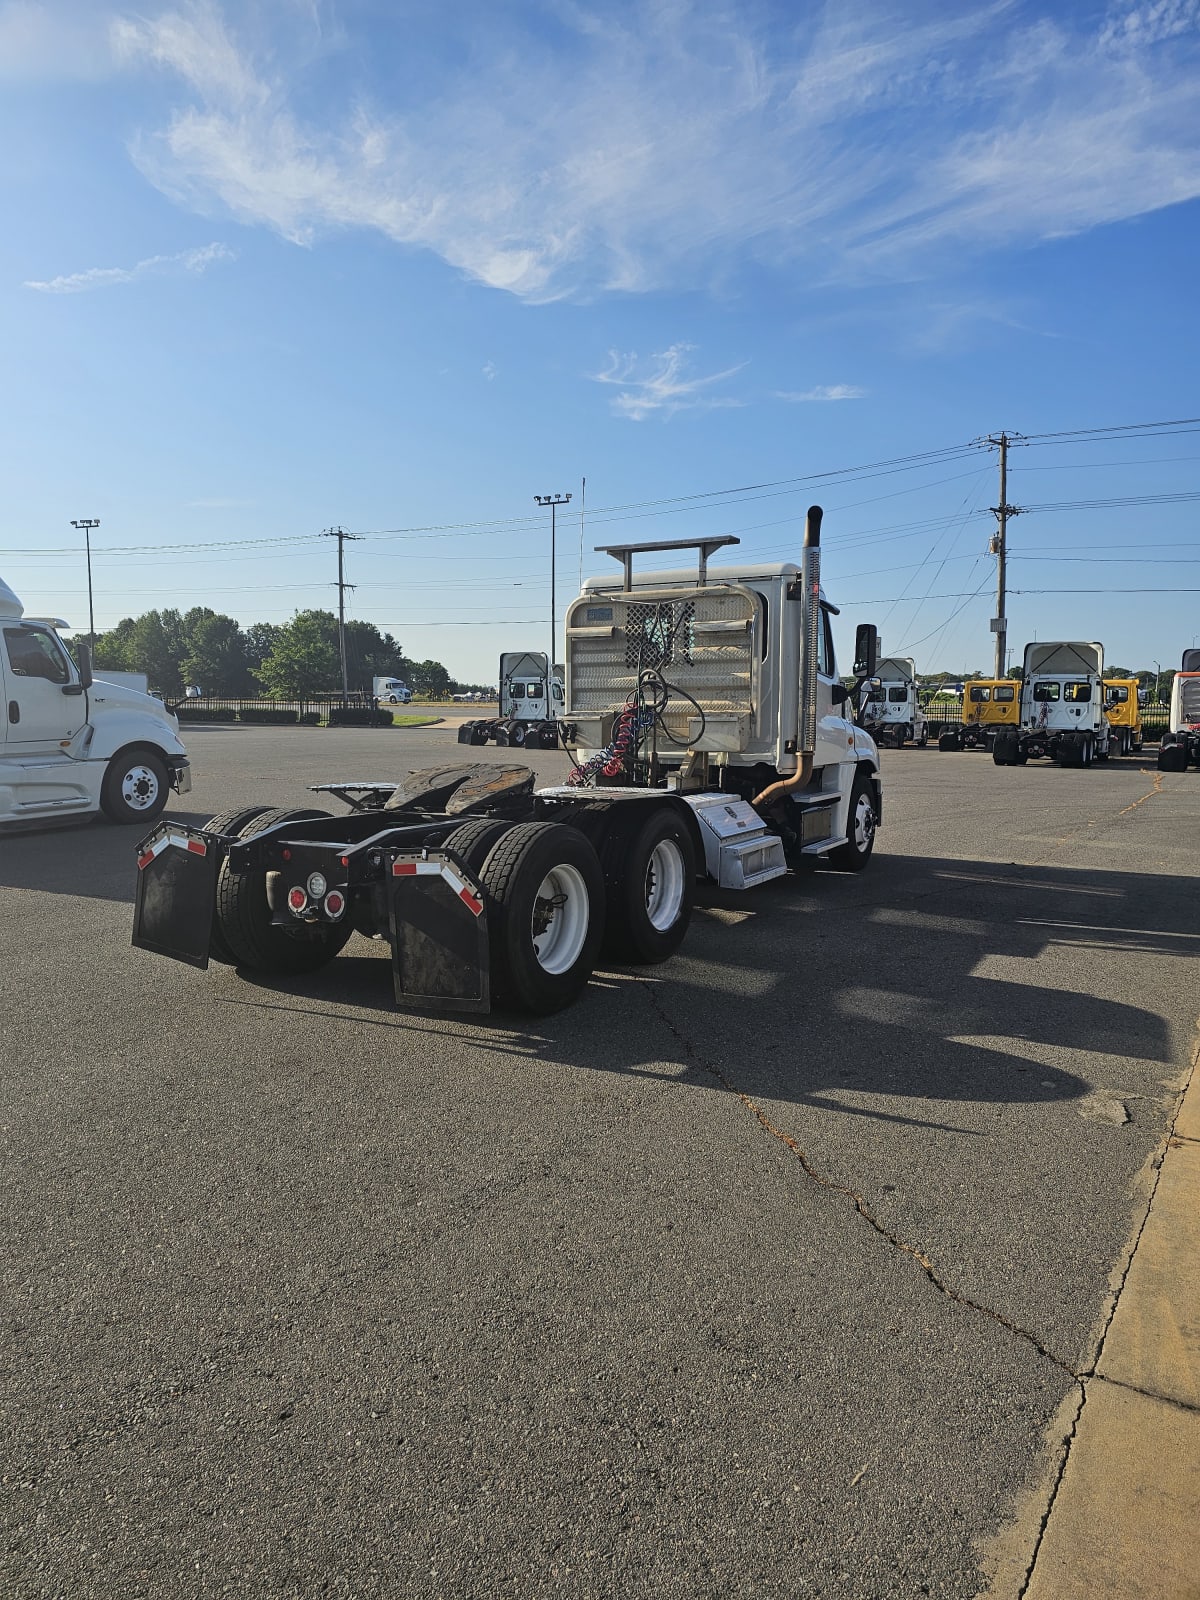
[456,652,564,750]
[994,641,1111,768]
[373,676,412,704]
[1158,648,1200,771]
[859,657,928,748]
[562,519,881,872]
[0,576,191,827]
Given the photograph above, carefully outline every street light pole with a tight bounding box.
[70,519,100,646]
[534,493,571,689]
[1153,661,1162,704]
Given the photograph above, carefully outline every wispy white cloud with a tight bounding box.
[591,344,746,422]
[25,241,235,294]
[482,361,497,382]
[109,1,1200,301]
[776,384,866,403]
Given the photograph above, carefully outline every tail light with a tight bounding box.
[287,886,308,913]
[324,889,347,919]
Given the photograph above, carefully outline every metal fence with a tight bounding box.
[174,694,418,724]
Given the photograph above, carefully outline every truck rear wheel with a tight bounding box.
[939,730,961,753]
[204,805,273,964]
[993,732,1018,766]
[599,807,696,965]
[477,822,604,1013]
[101,747,169,824]
[1158,743,1188,772]
[215,807,353,974]
[440,818,514,875]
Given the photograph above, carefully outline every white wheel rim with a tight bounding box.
[645,839,686,931]
[531,863,590,974]
[852,793,876,850]
[121,764,161,811]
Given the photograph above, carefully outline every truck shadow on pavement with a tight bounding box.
[230,849,1189,1116]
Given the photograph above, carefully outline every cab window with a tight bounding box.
[994,685,1015,702]
[1064,681,1091,703]
[3,625,70,685]
[510,683,525,697]
[1033,681,1060,702]
[1107,685,1128,703]
[887,687,906,703]
[818,609,835,677]
[969,686,991,703]
[527,681,544,698]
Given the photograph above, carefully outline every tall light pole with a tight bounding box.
[535,493,571,685]
[1153,660,1162,704]
[70,518,100,646]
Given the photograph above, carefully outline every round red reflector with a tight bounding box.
[281,848,291,861]
[287,886,307,912]
[324,890,346,919]
[340,855,350,868]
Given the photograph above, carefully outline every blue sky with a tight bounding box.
[1,0,1198,685]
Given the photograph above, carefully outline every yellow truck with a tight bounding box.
[936,679,1019,751]
[1102,678,1143,755]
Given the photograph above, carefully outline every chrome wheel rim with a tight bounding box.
[852,792,876,851]
[121,764,161,812]
[645,839,686,931]
[531,864,589,974]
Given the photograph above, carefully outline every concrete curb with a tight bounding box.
[1015,1025,1200,1600]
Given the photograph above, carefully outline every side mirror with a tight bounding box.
[184,685,202,700]
[831,682,849,707]
[77,642,93,690]
[853,624,878,680]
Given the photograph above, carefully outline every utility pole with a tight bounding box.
[535,492,571,686]
[324,526,361,707]
[986,433,1022,678]
[70,519,100,647]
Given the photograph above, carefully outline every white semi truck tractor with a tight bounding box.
[457,652,564,749]
[993,642,1111,767]
[0,576,191,827]
[1157,648,1200,771]
[131,508,882,1015]
[857,656,928,748]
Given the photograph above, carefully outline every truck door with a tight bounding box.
[1,623,86,751]
[815,604,854,766]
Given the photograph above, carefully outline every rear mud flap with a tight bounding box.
[132,825,221,968]
[388,851,490,1013]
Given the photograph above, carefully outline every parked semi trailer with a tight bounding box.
[132,508,883,1015]
[993,642,1111,767]
[1157,649,1200,771]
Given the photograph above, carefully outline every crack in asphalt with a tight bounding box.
[1118,768,1166,817]
[641,983,1079,1381]
[1015,1020,1200,1597]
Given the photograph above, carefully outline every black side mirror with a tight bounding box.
[853,624,878,680]
[832,682,849,707]
[77,642,93,690]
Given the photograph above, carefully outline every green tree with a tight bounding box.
[182,612,253,695]
[409,659,452,698]
[243,622,281,674]
[255,610,340,697]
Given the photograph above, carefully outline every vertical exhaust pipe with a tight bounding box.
[753,506,822,810]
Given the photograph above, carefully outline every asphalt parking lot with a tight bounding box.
[2,728,1197,1599]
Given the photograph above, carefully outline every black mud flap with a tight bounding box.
[132,824,221,969]
[387,850,490,1013]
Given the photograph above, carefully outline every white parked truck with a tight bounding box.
[993,641,1111,767]
[373,676,413,704]
[1157,648,1200,771]
[131,508,882,1016]
[457,652,564,749]
[857,657,928,748]
[0,576,191,826]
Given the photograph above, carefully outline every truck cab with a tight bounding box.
[0,576,191,826]
[939,679,1018,751]
[1157,649,1200,771]
[994,642,1111,768]
[858,657,927,748]
[1102,678,1144,755]
[373,677,412,704]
